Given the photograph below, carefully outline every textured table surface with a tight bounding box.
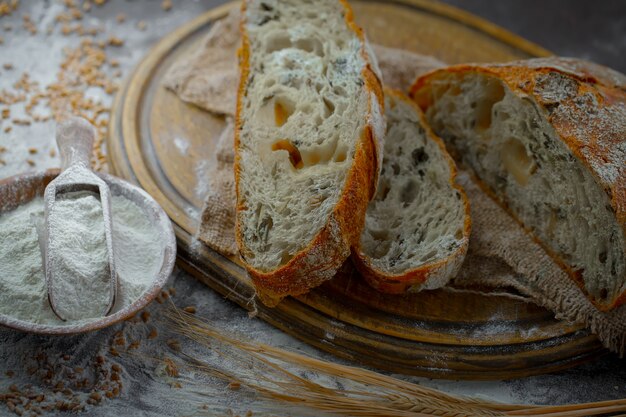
[0,1,625,416]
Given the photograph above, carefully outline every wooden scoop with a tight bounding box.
[43,117,117,321]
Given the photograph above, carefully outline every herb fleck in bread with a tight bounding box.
[235,0,385,306]
[353,90,470,294]
[411,57,626,310]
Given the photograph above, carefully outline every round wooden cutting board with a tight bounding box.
[107,0,605,379]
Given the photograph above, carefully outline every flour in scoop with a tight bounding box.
[0,195,163,326]
[48,192,111,320]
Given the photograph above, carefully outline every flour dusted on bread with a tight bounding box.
[353,90,470,294]
[411,57,626,310]
[235,0,384,305]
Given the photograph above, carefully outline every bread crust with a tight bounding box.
[235,0,385,306]
[352,90,471,294]
[410,57,626,310]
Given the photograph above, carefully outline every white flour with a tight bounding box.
[0,195,163,326]
[48,192,111,320]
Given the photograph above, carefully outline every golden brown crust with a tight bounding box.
[235,0,384,307]
[352,89,471,294]
[410,57,626,310]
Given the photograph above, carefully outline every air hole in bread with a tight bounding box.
[599,250,608,264]
[600,288,608,301]
[334,148,347,163]
[294,37,323,56]
[333,85,346,97]
[371,240,391,259]
[474,79,505,131]
[272,139,303,169]
[280,252,293,265]
[377,180,391,201]
[305,150,322,166]
[265,33,292,53]
[501,138,536,186]
[323,97,336,118]
[400,179,418,206]
[274,98,295,127]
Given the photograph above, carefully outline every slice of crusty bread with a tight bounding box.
[353,90,470,294]
[235,0,385,306]
[410,57,626,311]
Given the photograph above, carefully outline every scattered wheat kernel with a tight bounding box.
[111,373,120,381]
[3,63,13,70]
[115,13,126,23]
[89,392,101,401]
[161,0,172,11]
[49,148,56,157]
[168,287,176,296]
[183,306,196,314]
[148,328,158,339]
[26,159,35,166]
[109,347,119,357]
[70,8,82,20]
[9,384,19,392]
[136,20,146,31]
[161,290,169,299]
[107,36,123,47]
[246,411,253,417]
[28,147,37,154]
[0,159,6,165]
[228,382,241,391]
[0,36,3,44]
[6,370,14,377]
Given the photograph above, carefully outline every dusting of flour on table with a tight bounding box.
[49,192,111,320]
[0,195,163,325]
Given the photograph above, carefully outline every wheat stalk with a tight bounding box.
[167,307,626,417]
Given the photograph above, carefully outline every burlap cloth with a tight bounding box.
[163,10,626,355]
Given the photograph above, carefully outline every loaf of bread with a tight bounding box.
[410,57,626,310]
[353,90,470,294]
[235,0,385,306]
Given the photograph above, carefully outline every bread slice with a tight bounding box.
[352,90,470,294]
[410,57,626,311]
[235,0,385,306]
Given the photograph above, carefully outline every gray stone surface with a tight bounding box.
[0,1,625,416]
[441,0,626,73]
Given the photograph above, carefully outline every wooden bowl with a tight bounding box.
[0,169,176,335]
